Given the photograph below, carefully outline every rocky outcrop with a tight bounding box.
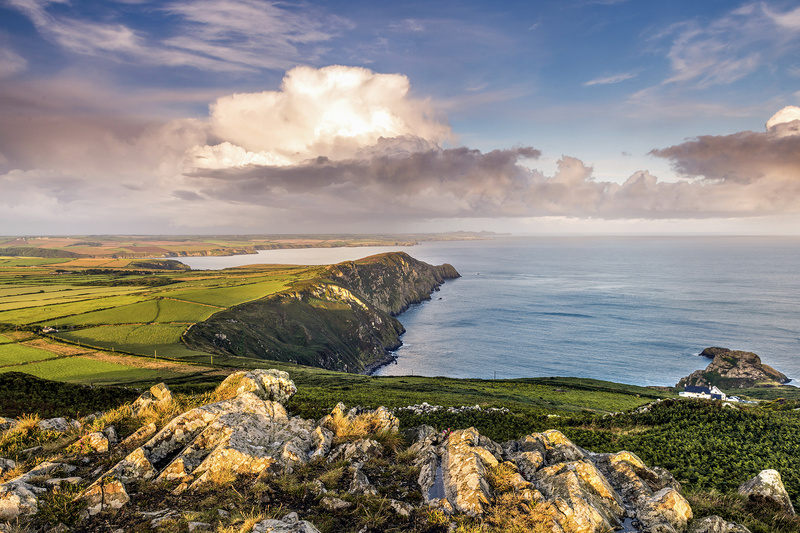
[0,462,77,520]
[0,369,759,533]
[131,382,173,415]
[738,469,795,515]
[252,512,321,533]
[183,252,460,373]
[214,369,298,403]
[689,515,752,533]
[678,348,790,389]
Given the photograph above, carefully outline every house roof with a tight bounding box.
[684,385,711,394]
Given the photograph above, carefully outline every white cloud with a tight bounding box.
[4,63,800,233]
[0,47,27,78]
[658,3,800,89]
[583,72,637,86]
[6,0,343,72]
[191,65,453,168]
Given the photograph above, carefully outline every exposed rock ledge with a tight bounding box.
[678,347,790,389]
[0,369,767,533]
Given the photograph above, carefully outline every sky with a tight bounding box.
[2,0,800,235]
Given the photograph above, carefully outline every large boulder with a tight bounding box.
[131,383,173,416]
[215,369,297,404]
[82,477,129,516]
[37,417,75,434]
[595,450,681,503]
[637,487,693,532]
[737,469,795,515]
[441,428,496,516]
[0,462,75,520]
[89,372,327,506]
[535,460,624,532]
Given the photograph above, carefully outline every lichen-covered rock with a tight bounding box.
[328,438,382,464]
[595,450,680,503]
[321,496,351,511]
[131,382,173,415]
[737,469,795,515]
[252,512,320,533]
[0,481,41,520]
[320,403,399,437]
[348,466,378,495]
[37,417,73,434]
[689,515,752,533]
[637,488,693,532]
[82,477,129,516]
[441,428,495,516]
[71,432,109,453]
[0,458,16,476]
[535,460,624,532]
[103,425,118,445]
[509,450,545,481]
[119,422,157,448]
[0,463,75,520]
[216,369,296,404]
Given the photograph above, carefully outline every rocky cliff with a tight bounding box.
[678,347,791,389]
[1,370,781,532]
[183,252,459,373]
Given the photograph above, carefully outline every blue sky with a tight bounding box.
[2,0,800,234]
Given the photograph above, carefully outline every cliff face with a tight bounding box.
[324,252,460,316]
[183,252,460,373]
[677,347,790,389]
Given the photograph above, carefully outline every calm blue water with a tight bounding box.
[183,237,800,387]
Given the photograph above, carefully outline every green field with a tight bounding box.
[0,334,11,344]
[0,343,60,365]
[161,278,288,307]
[54,324,188,354]
[0,294,150,325]
[50,298,217,326]
[0,357,178,384]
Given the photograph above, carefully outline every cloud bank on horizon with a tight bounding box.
[2,0,800,234]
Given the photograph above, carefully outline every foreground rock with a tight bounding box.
[131,382,173,416]
[0,369,761,533]
[678,348,790,389]
[738,469,795,515]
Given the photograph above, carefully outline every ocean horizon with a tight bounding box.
[181,236,800,387]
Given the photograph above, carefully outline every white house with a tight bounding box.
[679,385,727,400]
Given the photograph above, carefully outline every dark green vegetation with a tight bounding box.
[0,247,82,258]
[0,372,138,418]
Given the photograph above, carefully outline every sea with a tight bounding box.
[180,236,800,387]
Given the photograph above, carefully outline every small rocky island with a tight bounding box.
[677,347,791,389]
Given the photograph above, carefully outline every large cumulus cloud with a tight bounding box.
[649,106,800,213]
[4,65,800,233]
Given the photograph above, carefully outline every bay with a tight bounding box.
[181,236,800,387]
